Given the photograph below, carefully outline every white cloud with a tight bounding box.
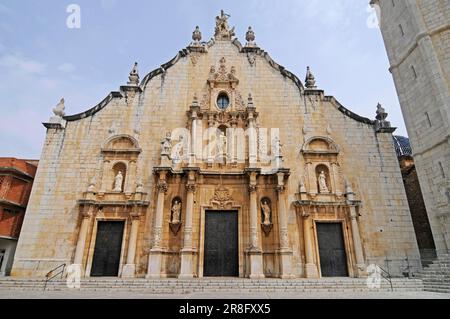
[0,53,47,75]
[58,62,76,73]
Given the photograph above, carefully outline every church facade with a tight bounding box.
[11,12,421,279]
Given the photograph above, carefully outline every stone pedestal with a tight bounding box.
[146,248,163,278]
[278,250,294,279]
[248,250,265,279]
[305,263,319,278]
[121,264,136,278]
[179,249,196,279]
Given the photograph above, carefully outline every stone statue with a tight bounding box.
[318,171,329,193]
[219,131,227,154]
[261,200,271,225]
[53,98,65,117]
[114,171,123,192]
[376,103,388,121]
[272,136,282,157]
[171,136,185,162]
[215,10,235,38]
[171,200,181,224]
[161,132,172,156]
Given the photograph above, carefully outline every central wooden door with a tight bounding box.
[316,222,349,277]
[204,211,238,277]
[91,221,124,277]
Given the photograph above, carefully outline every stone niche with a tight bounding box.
[98,135,142,197]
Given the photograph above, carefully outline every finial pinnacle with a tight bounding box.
[128,62,139,85]
[245,26,256,47]
[192,26,202,44]
[305,66,317,89]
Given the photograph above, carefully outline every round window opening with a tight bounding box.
[217,93,230,110]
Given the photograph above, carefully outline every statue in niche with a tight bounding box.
[272,136,282,157]
[219,130,227,154]
[171,200,181,224]
[161,132,172,156]
[171,136,185,162]
[318,171,329,193]
[113,171,123,192]
[261,200,271,226]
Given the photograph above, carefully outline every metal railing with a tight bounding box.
[44,263,66,291]
[378,266,394,292]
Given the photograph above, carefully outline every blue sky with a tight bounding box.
[0,0,405,159]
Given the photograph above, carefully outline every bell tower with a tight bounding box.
[370,0,450,257]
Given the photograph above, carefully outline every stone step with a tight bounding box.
[0,278,424,293]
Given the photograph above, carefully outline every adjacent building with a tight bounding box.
[371,0,450,257]
[394,135,437,265]
[0,158,37,276]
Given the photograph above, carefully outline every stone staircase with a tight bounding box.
[0,277,424,294]
[417,254,450,293]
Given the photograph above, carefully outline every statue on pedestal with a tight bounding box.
[318,171,329,193]
[261,200,271,226]
[171,200,181,224]
[113,171,123,192]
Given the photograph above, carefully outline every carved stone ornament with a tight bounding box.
[207,57,239,87]
[157,180,168,193]
[247,52,256,66]
[53,98,66,117]
[214,10,235,40]
[261,223,273,236]
[211,185,234,208]
[169,222,182,235]
[261,199,273,235]
[127,62,139,86]
[376,103,388,121]
[169,199,183,235]
[245,26,256,45]
[192,26,202,44]
[305,66,317,89]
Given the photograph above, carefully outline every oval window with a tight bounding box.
[217,93,230,110]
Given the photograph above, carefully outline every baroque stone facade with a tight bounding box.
[371,0,450,257]
[12,12,421,279]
